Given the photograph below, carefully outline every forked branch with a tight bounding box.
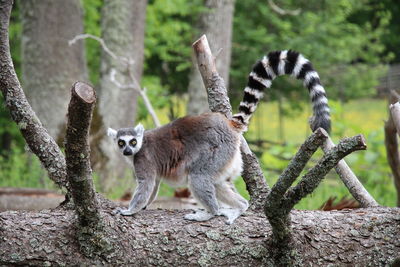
[265,132,367,245]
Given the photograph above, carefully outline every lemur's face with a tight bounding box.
[107,124,145,156]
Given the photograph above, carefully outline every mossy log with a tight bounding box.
[0,199,399,266]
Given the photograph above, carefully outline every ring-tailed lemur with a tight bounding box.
[107,50,330,224]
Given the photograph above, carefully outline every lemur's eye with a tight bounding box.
[118,140,125,148]
[129,139,137,146]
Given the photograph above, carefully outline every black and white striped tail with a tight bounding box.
[232,50,331,133]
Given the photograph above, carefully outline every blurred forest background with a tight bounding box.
[1,0,399,209]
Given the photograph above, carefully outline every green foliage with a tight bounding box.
[145,0,203,94]
[82,0,103,85]
[136,75,169,123]
[231,0,391,104]
[0,145,55,189]
[0,95,25,155]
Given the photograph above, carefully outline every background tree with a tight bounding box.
[186,0,235,115]
[20,0,88,142]
[94,0,148,191]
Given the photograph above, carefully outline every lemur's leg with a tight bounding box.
[215,182,248,224]
[184,174,219,222]
[115,169,157,216]
[143,178,161,209]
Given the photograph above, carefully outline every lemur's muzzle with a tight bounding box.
[123,147,133,156]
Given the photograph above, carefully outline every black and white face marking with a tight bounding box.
[107,124,145,157]
[117,136,138,156]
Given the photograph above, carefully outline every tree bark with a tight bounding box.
[385,90,400,207]
[385,118,400,207]
[20,0,88,142]
[390,102,400,137]
[0,203,398,266]
[65,82,100,227]
[187,0,235,115]
[64,82,112,256]
[96,0,147,192]
[0,0,68,189]
[265,131,366,265]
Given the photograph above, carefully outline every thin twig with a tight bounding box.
[69,33,131,66]
[70,34,161,128]
[110,69,161,127]
[267,0,301,16]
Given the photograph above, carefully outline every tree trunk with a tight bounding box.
[20,0,88,142]
[0,0,68,189]
[186,0,235,115]
[95,0,147,192]
[0,203,398,266]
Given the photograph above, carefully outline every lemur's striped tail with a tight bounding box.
[232,50,331,133]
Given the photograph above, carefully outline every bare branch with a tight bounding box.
[390,102,400,136]
[384,118,400,206]
[285,135,367,208]
[385,90,400,206]
[110,69,161,127]
[69,33,131,66]
[192,35,232,117]
[321,136,379,207]
[193,35,270,209]
[0,0,68,189]
[267,0,301,16]
[240,136,271,210]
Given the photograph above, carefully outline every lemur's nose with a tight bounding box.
[123,148,133,156]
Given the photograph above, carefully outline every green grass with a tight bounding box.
[240,98,396,209]
[0,98,397,209]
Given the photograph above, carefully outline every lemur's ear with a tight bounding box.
[107,128,117,139]
[134,123,145,136]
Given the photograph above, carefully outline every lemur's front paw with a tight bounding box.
[113,207,134,216]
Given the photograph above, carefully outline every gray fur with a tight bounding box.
[108,112,248,224]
